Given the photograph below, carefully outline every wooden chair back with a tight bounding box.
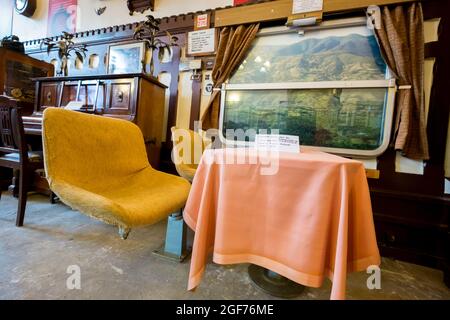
[0,96,27,161]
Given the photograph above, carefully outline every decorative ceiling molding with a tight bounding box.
[23,0,281,51]
[23,12,204,54]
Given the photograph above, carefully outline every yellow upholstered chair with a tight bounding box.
[42,108,191,239]
[171,126,211,182]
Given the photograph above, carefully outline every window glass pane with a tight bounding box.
[223,88,388,151]
[230,26,387,84]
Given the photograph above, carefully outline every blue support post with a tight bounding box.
[153,210,191,262]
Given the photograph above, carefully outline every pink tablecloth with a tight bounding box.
[184,148,380,300]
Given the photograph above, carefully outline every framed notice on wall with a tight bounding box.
[292,0,323,14]
[194,13,211,30]
[47,0,78,37]
[187,28,217,57]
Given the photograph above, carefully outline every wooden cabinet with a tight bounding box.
[0,48,53,105]
[23,73,167,168]
[0,48,53,190]
[107,79,136,115]
[40,83,59,108]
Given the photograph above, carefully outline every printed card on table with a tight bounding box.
[255,134,300,154]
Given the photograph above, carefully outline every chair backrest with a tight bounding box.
[42,108,150,190]
[0,96,27,159]
[171,127,211,167]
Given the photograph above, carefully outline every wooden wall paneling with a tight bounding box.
[157,72,172,143]
[136,78,166,168]
[189,78,202,130]
[25,16,195,143]
[368,0,450,284]
[214,0,419,27]
[152,33,187,170]
[24,13,200,173]
[424,1,450,168]
[153,33,186,143]
[422,0,450,283]
[176,71,194,129]
[189,59,216,130]
[369,1,449,196]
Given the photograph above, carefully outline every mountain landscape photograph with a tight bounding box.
[224,26,390,151]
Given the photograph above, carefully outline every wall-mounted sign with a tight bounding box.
[187,28,217,57]
[47,0,78,37]
[194,13,211,30]
[233,0,257,5]
[202,71,214,96]
[204,57,215,70]
[288,0,323,26]
[292,0,323,14]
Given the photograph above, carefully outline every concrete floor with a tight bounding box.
[0,192,449,300]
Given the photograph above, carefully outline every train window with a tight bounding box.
[220,19,396,157]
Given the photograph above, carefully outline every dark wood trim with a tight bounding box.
[25,18,193,146]
[189,78,202,130]
[371,188,450,204]
[366,0,450,286]
[425,41,440,58]
[23,11,215,54]
[214,0,418,27]
[32,73,167,89]
[127,0,155,15]
[152,34,187,152]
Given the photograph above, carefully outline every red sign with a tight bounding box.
[47,0,78,37]
[194,13,211,30]
[233,0,254,5]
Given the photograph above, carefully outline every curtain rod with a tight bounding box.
[256,17,368,36]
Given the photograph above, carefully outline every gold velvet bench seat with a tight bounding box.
[42,108,191,239]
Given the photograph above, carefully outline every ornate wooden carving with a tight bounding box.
[127,0,155,15]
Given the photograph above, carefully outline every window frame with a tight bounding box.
[218,18,397,158]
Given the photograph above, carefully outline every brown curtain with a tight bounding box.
[374,3,429,160]
[201,23,260,129]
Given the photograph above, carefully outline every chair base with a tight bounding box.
[152,211,191,263]
[118,226,131,240]
[248,265,305,298]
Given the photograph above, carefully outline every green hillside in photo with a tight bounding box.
[224,28,390,151]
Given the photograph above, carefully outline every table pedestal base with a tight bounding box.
[248,265,305,298]
[153,211,191,262]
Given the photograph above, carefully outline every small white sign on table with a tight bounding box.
[292,0,323,14]
[255,134,300,154]
[187,28,216,56]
